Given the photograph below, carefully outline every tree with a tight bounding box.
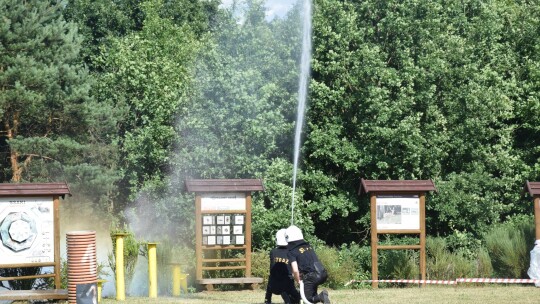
[0,0,86,181]
[94,0,206,203]
[64,0,220,68]
[0,0,121,211]
[306,0,530,241]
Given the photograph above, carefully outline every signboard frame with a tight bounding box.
[0,183,71,290]
[360,179,436,289]
[185,179,264,290]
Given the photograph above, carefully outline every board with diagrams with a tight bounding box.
[185,179,264,290]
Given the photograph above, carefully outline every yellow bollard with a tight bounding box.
[179,272,188,294]
[114,233,128,301]
[171,263,189,296]
[171,264,181,297]
[97,279,107,303]
[148,243,158,298]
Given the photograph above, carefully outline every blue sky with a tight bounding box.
[220,0,296,21]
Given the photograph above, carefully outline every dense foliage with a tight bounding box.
[2,0,540,253]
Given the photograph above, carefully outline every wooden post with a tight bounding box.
[370,193,378,289]
[195,195,203,280]
[419,193,426,286]
[53,196,61,289]
[361,179,436,290]
[535,196,540,240]
[245,194,252,277]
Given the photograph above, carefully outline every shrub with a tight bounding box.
[338,242,372,274]
[108,228,142,293]
[316,246,359,289]
[484,217,535,278]
[475,247,493,278]
[426,236,490,280]
[0,267,46,290]
[379,250,419,281]
[427,237,474,280]
[251,250,270,288]
[251,245,362,290]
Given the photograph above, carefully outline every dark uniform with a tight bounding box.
[265,246,300,304]
[287,240,328,303]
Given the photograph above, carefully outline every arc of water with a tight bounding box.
[291,0,313,226]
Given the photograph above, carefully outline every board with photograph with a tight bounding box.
[375,195,420,230]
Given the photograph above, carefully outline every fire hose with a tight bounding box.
[299,280,313,304]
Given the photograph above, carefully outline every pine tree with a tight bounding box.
[0,0,120,211]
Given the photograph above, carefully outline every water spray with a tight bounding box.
[291,0,313,226]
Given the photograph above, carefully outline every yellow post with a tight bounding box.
[114,233,128,301]
[97,279,107,303]
[148,243,158,298]
[171,264,181,296]
[180,272,188,294]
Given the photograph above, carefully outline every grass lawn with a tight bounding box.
[101,285,540,303]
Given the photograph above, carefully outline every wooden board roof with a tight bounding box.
[0,183,71,197]
[525,181,540,196]
[185,179,264,193]
[359,179,437,194]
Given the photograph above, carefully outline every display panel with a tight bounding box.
[0,197,55,265]
[375,195,420,230]
[201,213,245,247]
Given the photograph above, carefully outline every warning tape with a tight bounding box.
[345,279,456,286]
[345,278,540,286]
[456,278,540,284]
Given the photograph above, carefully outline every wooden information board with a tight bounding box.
[185,179,264,291]
[525,181,540,240]
[360,179,436,288]
[0,183,71,301]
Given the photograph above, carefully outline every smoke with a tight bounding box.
[60,201,115,296]
[120,0,307,297]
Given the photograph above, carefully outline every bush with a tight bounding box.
[476,247,493,278]
[251,245,362,290]
[338,242,372,274]
[251,250,270,288]
[426,236,491,280]
[427,237,473,279]
[316,246,359,289]
[0,267,46,290]
[108,228,142,293]
[379,250,419,281]
[484,216,535,278]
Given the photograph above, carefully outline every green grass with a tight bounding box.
[101,286,540,304]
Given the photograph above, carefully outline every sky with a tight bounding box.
[220,0,297,21]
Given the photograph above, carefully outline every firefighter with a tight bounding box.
[286,225,330,304]
[265,229,300,304]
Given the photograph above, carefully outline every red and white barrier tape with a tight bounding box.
[456,278,540,284]
[345,279,456,286]
[346,278,540,286]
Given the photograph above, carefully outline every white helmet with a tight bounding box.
[276,229,287,246]
[285,225,304,242]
